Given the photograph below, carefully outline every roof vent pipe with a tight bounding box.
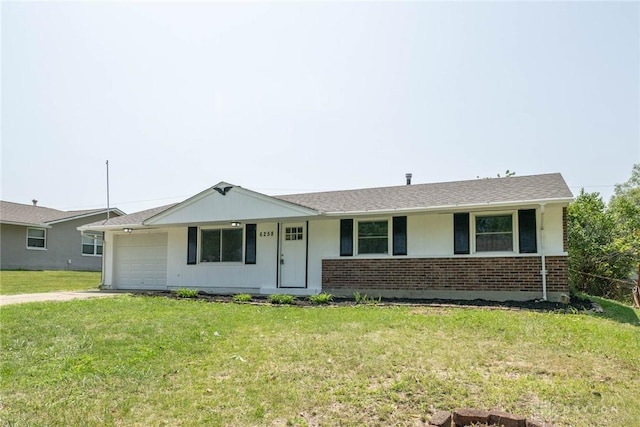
[32,199,38,206]
[405,173,412,185]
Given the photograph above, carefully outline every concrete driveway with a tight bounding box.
[0,290,122,306]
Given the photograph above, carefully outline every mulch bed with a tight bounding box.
[132,290,596,313]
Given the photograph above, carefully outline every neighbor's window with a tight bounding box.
[358,220,388,254]
[82,234,103,256]
[475,214,513,252]
[200,229,243,262]
[27,228,46,249]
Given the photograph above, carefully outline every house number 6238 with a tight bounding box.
[259,231,274,237]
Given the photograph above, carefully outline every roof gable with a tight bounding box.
[144,183,319,226]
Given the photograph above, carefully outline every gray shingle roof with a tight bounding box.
[79,204,177,229]
[275,173,573,213]
[76,173,573,229]
[0,201,116,226]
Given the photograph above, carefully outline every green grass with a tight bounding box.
[576,292,640,326]
[1,296,638,426]
[0,270,101,295]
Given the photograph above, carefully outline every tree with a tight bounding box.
[497,169,516,178]
[567,164,640,300]
[567,190,618,297]
[608,163,640,276]
[476,170,516,179]
[613,163,640,196]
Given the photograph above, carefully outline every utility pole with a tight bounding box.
[106,160,110,220]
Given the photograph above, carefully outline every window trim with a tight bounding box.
[81,233,103,257]
[355,218,390,256]
[471,211,517,254]
[199,226,245,264]
[26,227,47,250]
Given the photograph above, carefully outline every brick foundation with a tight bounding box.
[322,256,568,299]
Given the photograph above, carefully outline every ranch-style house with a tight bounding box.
[80,173,573,302]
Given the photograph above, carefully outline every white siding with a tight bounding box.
[407,213,453,256]
[103,203,568,294]
[542,205,566,255]
[165,223,279,290]
[307,220,340,289]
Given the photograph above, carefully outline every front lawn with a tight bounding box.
[1,296,638,426]
[0,270,101,295]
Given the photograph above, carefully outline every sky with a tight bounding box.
[2,1,639,214]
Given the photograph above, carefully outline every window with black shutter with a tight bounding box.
[518,209,537,253]
[453,213,470,254]
[245,224,257,264]
[187,227,197,264]
[392,216,407,256]
[340,219,353,256]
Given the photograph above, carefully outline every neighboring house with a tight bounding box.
[80,173,573,302]
[0,200,124,271]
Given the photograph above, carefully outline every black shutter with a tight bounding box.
[453,213,470,255]
[392,216,407,256]
[245,224,257,264]
[187,227,197,265]
[518,209,537,253]
[340,219,353,256]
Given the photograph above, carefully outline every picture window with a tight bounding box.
[200,228,243,262]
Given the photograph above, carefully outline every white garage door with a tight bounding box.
[114,233,168,290]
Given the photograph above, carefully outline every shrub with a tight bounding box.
[233,293,253,303]
[174,288,198,298]
[268,294,295,305]
[308,292,333,305]
[354,292,380,305]
[354,291,364,304]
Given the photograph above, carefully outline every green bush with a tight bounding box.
[308,292,333,305]
[233,293,253,303]
[174,288,198,298]
[268,294,295,305]
[353,292,380,305]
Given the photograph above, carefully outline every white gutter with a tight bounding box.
[540,203,547,301]
[45,208,126,225]
[0,220,52,228]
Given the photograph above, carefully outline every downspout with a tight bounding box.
[540,204,547,301]
[100,231,106,290]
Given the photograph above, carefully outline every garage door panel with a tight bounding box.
[114,233,168,289]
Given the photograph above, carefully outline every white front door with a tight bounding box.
[279,223,307,288]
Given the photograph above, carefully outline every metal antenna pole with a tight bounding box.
[106,160,110,220]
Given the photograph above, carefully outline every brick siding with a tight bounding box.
[322,256,568,293]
